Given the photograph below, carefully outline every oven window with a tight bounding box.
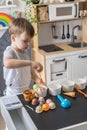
[51,61,66,73]
[56,7,72,16]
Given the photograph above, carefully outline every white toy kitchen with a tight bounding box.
[32,1,87,86]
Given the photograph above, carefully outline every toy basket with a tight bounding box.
[23,89,35,101]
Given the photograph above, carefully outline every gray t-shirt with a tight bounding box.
[3,46,31,95]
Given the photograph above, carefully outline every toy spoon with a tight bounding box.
[57,94,71,108]
[76,89,87,98]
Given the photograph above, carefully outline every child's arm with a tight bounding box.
[3,57,32,68]
[3,57,43,72]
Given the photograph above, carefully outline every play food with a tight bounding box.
[23,89,35,101]
[35,105,43,113]
[32,98,39,105]
[33,84,39,91]
[76,89,87,98]
[35,85,47,97]
[38,97,45,105]
[33,83,47,97]
[61,80,75,92]
[42,103,50,111]
[63,92,76,98]
[49,102,56,109]
[46,99,52,104]
[57,94,71,109]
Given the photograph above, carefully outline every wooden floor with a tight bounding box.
[0,112,6,130]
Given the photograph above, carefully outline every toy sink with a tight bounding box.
[68,42,87,48]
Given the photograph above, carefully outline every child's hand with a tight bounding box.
[35,77,46,86]
[32,61,43,72]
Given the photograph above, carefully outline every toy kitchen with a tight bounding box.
[1,1,87,130]
[32,1,87,86]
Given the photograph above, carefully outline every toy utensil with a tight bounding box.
[52,22,58,39]
[25,105,33,111]
[39,73,46,85]
[76,89,87,98]
[62,24,66,39]
[57,94,71,108]
[67,24,70,39]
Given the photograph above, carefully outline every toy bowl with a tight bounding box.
[75,78,86,90]
[35,85,47,97]
[61,80,75,92]
[48,83,61,96]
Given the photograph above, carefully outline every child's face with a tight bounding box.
[12,32,32,51]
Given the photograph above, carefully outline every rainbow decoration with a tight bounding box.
[0,13,13,27]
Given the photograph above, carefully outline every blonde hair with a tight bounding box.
[9,18,35,38]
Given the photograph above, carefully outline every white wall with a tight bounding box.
[14,0,25,12]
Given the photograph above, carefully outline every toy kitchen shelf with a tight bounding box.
[32,1,87,24]
[32,1,87,50]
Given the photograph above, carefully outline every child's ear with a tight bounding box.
[11,34,16,42]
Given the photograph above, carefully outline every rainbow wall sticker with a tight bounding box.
[0,13,13,27]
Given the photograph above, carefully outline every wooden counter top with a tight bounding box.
[37,42,87,56]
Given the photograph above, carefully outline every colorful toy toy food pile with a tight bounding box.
[35,98,56,113]
[23,86,56,113]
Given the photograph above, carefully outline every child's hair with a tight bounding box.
[9,18,35,38]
